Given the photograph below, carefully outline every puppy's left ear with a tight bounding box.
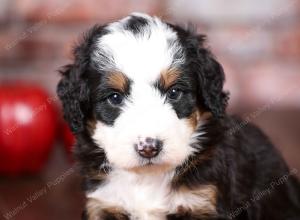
[197,51,229,117]
[185,33,229,117]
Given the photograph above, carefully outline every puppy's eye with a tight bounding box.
[107,93,124,106]
[167,87,183,101]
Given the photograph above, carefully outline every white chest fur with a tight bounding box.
[87,169,216,220]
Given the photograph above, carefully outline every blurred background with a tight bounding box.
[0,0,299,219]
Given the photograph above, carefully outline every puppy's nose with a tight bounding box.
[135,137,163,158]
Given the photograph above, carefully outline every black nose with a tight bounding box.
[135,137,163,158]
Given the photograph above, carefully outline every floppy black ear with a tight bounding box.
[57,63,90,133]
[184,32,229,117]
[57,25,106,133]
[197,50,229,117]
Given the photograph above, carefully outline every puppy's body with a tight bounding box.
[57,13,300,220]
[87,169,217,219]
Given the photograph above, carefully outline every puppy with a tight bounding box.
[57,13,300,220]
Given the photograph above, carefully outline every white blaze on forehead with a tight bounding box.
[93,13,184,83]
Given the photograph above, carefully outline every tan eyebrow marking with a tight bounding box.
[107,72,128,92]
[160,68,181,89]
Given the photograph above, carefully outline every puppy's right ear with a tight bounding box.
[57,25,107,133]
[57,62,90,133]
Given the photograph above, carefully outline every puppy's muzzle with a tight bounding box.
[134,137,163,158]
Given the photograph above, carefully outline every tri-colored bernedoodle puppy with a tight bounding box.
[57,13,300,220]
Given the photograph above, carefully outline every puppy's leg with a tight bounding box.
[82,209,88,220]
[166,206,228,220]
[167,212,228,220]
[85,198,129,220]
[100,209,130,220]
[167,184,220,220]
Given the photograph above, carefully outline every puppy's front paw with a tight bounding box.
[167,206,192,220]
[86,198,129,220]
[101,209,130,220]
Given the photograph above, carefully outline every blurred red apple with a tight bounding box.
[0,82,58,175]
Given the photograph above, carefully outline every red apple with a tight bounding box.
[0,82,58,175]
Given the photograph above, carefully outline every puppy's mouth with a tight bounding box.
[127,159,172,174]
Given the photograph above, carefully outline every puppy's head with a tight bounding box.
[57,13,228,172]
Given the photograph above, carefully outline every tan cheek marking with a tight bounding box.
[107,72,128,92]
[187,111,213,131]
[200,111,213,120]
[160,68,181,89]
[86,119,97,135]
[187,110,201,130]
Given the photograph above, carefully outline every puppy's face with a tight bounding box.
[58,13,228,172]
[92,69,197,170]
